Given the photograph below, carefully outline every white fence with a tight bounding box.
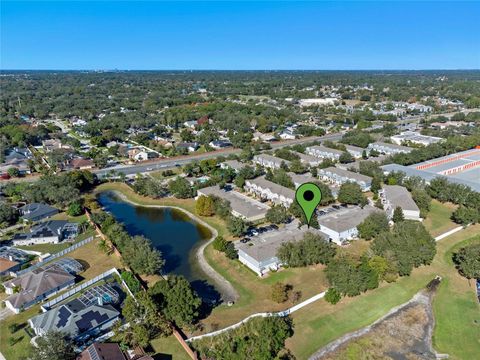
[14,236,95,277]
[41,267,136,311]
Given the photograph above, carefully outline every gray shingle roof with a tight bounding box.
[382,185,419,212]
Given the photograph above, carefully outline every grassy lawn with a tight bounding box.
[0,305,38,360]
[286,224,480,359]
[150,336,192,360]
[423,200,458,237]
[432,233,480,360]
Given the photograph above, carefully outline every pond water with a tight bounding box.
[97,191,219,301]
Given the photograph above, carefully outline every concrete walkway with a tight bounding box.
[435,225,463,241]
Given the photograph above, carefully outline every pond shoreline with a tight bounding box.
[99,189,239,303]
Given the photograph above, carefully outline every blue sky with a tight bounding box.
[1,1,479,70]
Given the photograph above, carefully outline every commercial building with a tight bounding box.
[236,223,311,276]
[368,141,413,155]
[244,176,295,208]
[380,185,421,221]
[318,206,379,245]
[390,131,443,146]
[196,185,270,222]
[317,167,372,191]
[305,145,343,160]
[381,148,480,193]
[253,154,291,170]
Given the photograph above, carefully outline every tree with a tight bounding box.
[271,282,289,303]
[337,182,367,207]
[196,195,215,216]
[392,206,404,223]
[227,216,248,237]
[370,177,382,194]
[372,221,436,276]
[149,275,202,328]
[67,201,83,216]
[324,287,341,304]
[212,235,228,252]
[453,244,480,279]
[357,212,389,240]
[123,235,165,275]
[0,203,18,227]
[119,292,171,346]
[34,331,76,360]
[289,159,306,174]
[325,256,379,297]
[339,151,354,164]
[7,167,20,177]
[266,205,290,224]
[412,189,431,218]
[277,232,336,267]
[451,206,479,225]
[169,177,195,199]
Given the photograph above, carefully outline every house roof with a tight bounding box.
[370,141,413,152]
[13,220,71,242]
[19,203,58,221]
[306,145,344,156]
[5,267,76,309]
[222,160,246,171]
[197,186,270,220]
[246,176,295,200]
[0,258,19,273]
[318,206,379,233]
[77,343,126,360]
[30,301,119,339]
[319,167,373,183]
[253,154,291,166]
[382,185,420,212]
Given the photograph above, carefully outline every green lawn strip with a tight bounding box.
[287,272,433,360]
[149,336,193,360]
[424,200,458,237]
[432,276,480,360]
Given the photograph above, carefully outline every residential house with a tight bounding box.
[128,148,159,162]
[288,172,317,189]
[0,247,30,276]
[29,283,120,343]
[183,120,197,129]
[42,139,73,153]
[252,154,291,170]
[19,203,58,222]
[279,128,296,140]
[305,145,343,160]
[176,142,199,153]
[368,141,413,155]
[77,343,126,360]
[220,160,246,173]
[209,140,232,149]
[317,167,372,191]
[253,132,277,142]
[318,206,379,245]
[244,176,295,208]
[197,185,270,222]
[0,148,33,175]
[379,185,421,221]
[3,258,83,313]
[12,220,79,246]
[69,158,94,170]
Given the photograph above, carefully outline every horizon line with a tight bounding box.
[1,68,480,72]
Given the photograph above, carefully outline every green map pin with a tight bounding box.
[295,183,322,228]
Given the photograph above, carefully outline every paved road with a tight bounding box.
[94,133,343,178]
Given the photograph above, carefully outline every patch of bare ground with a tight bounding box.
[310,278,443,360]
